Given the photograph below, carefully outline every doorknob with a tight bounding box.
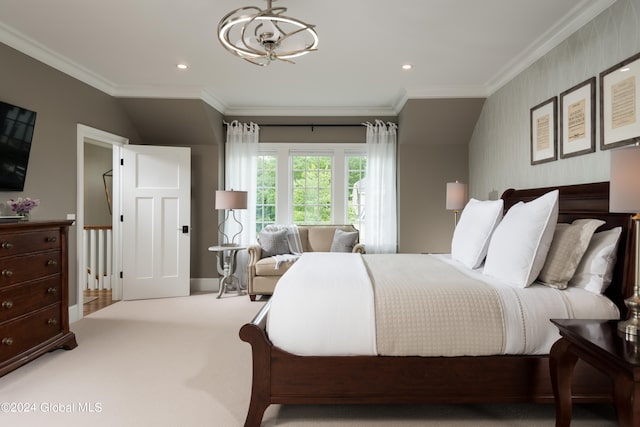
[182,225,189,234]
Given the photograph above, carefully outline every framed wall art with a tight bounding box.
[600,51,640,149]
[530,96,557,165]
[559,77,596,158]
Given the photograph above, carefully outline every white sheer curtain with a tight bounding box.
[364,120,398,253]
[223,120,258,287]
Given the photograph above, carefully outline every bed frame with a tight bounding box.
[239,181,635,427]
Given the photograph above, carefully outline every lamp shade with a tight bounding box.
[610,145,640,213]
[446,181,468,211]
[215,190,248,210]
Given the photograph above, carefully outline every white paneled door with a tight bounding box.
[121,145,191,300]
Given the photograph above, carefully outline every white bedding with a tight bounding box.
[266,253,619,357]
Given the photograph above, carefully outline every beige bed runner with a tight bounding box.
[364,254,506,356]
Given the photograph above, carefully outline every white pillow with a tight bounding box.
[569,227,621,294]
[451,198,504,269]
[483,190,559,288]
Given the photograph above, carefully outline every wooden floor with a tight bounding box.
[83,289,117,316]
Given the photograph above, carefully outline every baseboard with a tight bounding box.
[191,278,219,293]
[69,304,80,323]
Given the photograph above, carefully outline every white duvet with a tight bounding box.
[266,253,619,356]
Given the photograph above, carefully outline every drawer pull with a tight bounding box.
[1,269,13,277]
[45,236,57,243]
[47,287,58,294]
[1,301,13,309]
[47,318,58,325]
[47,260,58,266]
[1,337,13,346]
[1,241,13,249]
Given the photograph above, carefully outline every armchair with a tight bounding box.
[247,225,365,300]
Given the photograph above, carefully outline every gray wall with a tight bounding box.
[398,98,485,253]
[0,42,142,305]
[0,44,226,303]
[469,0,640,199]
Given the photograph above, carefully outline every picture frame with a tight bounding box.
[600,51,640,150]
[559,77,596,158]
[530,96,557,165]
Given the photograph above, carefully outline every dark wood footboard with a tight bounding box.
[239,301,272,427]
[239,302,613,427]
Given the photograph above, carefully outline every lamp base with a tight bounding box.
[619,318,640,342]
[618,293,640,341]
[619,214,640,342]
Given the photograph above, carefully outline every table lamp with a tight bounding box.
[446,181,468,226]
[215,190,248,246]
[610,144,640,339]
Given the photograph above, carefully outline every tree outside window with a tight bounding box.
[292,155,332,224]
[256,154,276,233]
[255,144,365,231]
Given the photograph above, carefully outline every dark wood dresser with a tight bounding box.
[0,220,77,377]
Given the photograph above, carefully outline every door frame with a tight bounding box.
[75,124,128,321]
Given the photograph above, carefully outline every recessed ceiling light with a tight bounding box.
[402,64,413,70]
[177,63,188,70]
[621,67,631,72]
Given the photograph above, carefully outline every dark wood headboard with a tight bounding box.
[501,181,634,318]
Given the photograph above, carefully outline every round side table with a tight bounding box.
[208,245,248,298]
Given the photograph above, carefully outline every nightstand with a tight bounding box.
[208,245,248,298]
[550,319,640,427]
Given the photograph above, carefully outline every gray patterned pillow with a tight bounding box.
[259,229,290,258]
[538,219,604,289]
[330,229,359,253]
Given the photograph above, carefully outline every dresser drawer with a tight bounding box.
[0,251,62,287]
[0,229,61,258]
[0,276,61,323]
[0,304,62,361]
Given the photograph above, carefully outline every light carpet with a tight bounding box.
[0,293,617,426]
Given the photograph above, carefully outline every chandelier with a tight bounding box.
[217,0,319,66]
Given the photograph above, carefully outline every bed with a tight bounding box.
[239,182,635,427]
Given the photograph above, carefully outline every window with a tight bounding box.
[256,154,277,233]
[256,144,366,229]
[292,154,332,224]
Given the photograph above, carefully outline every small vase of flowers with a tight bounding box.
[7,197,40,221]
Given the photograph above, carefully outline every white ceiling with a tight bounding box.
[0,0,615,116]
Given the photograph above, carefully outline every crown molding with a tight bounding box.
[200,89,228,114]
[0,21,116,95]
[485,0,616,94]
[111,83,228,113]
[222,105,399,117]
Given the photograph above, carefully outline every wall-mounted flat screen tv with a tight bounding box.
[0,100,37,191]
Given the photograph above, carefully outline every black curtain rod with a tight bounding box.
[224,123,365,128]
[223,122,397,130]
[260,123,364,127]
